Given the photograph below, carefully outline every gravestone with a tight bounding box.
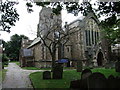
[53,63,63,79]
[81,69,92,88]
[108,75,115,79]
[109,61,115,69]
[115,61,120,72]
[70,79,82,89]
[115,76,120,88]
[88,72,107,88]
[43,71,51,79]
[105,63,110,69]
[107,75,116,88]
[81,69,92,80]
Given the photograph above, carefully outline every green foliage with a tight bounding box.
[4,34,28,61]
[0,54,9,66]
[0,69,7,81]
[91,68,120,78]
[0,0,19,32]
[22,67,41,70]
[26,1,120,18]
[98,2,120,16]
[101,14,120,44]
[0,54,9,61]
[26,1,120,42]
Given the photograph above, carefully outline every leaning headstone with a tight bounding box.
[88,72,107,88]
[81,69,92,88]
[53,63,63,79]
[115,61,120,72]
[70,79,82,89]
[43,71,51,79]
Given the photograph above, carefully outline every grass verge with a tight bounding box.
[0,69,7,82]
[22,67,75,70]
[22,67,42,70]
[91,68,120,78]
[29,70,81,88]
[2,69,7,81]
[15,62,20,66]
[29,68,120,89]
[10,61,20,66]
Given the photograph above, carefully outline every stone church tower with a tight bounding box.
[37,7,62,37]
[37,7,62,60]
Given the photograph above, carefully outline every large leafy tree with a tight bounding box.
[26,1,120,41]
[26,1,120,62]
[0,0,19,33]
[4,34,28,61]
[101,14,120,44]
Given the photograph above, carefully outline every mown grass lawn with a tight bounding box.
[0,69,7,82]
[22,67,42,70]
[29,70,81,88]
[10,61,20,66]
[22,67,75,70]
[29,68,120,89]
[2,69,7,81]
[15,61,20,66]
[92,68,120,78]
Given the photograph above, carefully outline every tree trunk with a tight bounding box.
[108,45,112,62]
[51,53,56,72]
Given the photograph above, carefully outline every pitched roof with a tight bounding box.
[27,37,41,48]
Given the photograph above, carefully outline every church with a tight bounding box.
[19,7,108,68]
[63,12,108,67]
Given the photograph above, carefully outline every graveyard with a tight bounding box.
[1,0,120,89]
[29,67,120,88]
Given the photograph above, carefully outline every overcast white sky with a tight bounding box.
[0,0,97,42]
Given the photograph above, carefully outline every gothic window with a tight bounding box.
[97,32,99,40]
[92,30,94,44]
[88,30,91,46]
[85,30,88,46]
[95,31,97,45]
[42,46,44,59]
[67,47,69,52]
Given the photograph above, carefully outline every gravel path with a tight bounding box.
[2,63,44,88]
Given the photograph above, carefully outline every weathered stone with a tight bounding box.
[70,79,82,89]
[107,75,116,88]
[88,72,107,88]
[43,71,51,79]
[53,63,63,79]
[26,61,34,67]
[115,76,120,88]
[80,69,92,88]
[81,69,92,80]
[107,75,120,88]
[115,61,120,72]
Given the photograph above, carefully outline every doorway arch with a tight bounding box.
[97,52,103,66]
